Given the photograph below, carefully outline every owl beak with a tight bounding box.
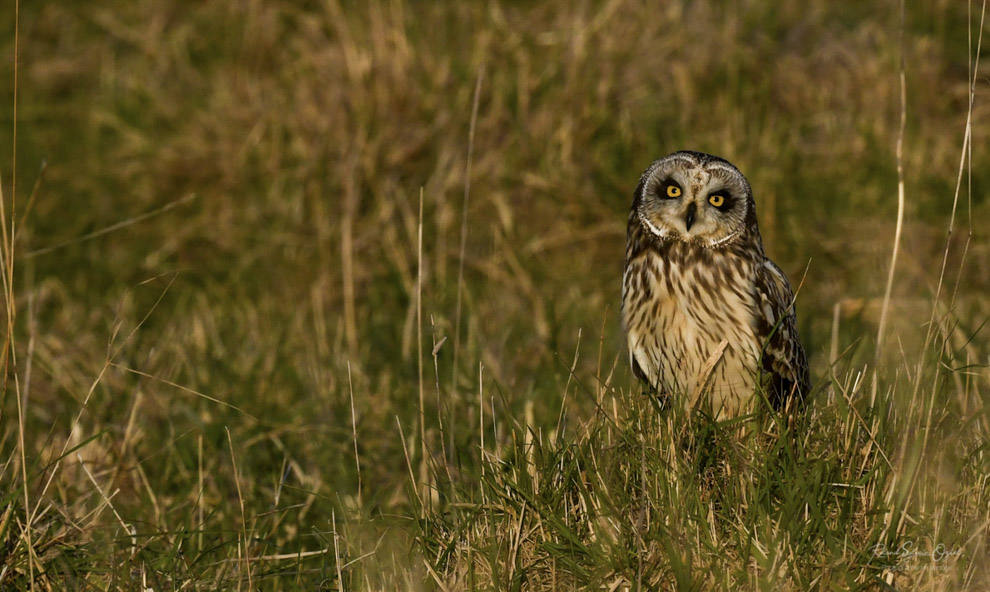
[684,202,697,231]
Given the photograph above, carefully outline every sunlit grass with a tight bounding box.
[0,0,987,589]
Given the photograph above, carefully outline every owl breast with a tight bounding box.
[622,242,763,417]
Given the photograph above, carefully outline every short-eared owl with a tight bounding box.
[621,151,809,417]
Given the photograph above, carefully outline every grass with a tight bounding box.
[0,0,988,589]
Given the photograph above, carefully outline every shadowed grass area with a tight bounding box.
[0,0,987,589]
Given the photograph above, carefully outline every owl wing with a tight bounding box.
[753,258,810,407]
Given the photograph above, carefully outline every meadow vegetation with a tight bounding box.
[0,0,987,589]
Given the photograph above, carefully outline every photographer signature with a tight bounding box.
[870,540,962,563]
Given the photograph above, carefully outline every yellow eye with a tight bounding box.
[666,184,681,198]
[709,194,725,207]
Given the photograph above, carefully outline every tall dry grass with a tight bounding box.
[0,0,987,589]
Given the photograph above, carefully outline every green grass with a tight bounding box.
[0,0,988,589]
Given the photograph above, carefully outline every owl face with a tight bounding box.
[633,151,753,248]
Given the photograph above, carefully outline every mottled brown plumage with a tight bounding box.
[621,151,809,417]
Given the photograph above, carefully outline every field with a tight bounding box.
[1,1,988,590]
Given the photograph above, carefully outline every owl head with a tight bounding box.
[632,151,757,249]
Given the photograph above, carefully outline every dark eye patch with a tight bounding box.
[708,190,733,210]
[659,180,682,200]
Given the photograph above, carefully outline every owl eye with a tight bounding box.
[661,182,682,199]
[708,194,726,208]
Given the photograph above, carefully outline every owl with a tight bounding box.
[621,151,809,418]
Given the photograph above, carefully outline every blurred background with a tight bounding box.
[0,0,986,585]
